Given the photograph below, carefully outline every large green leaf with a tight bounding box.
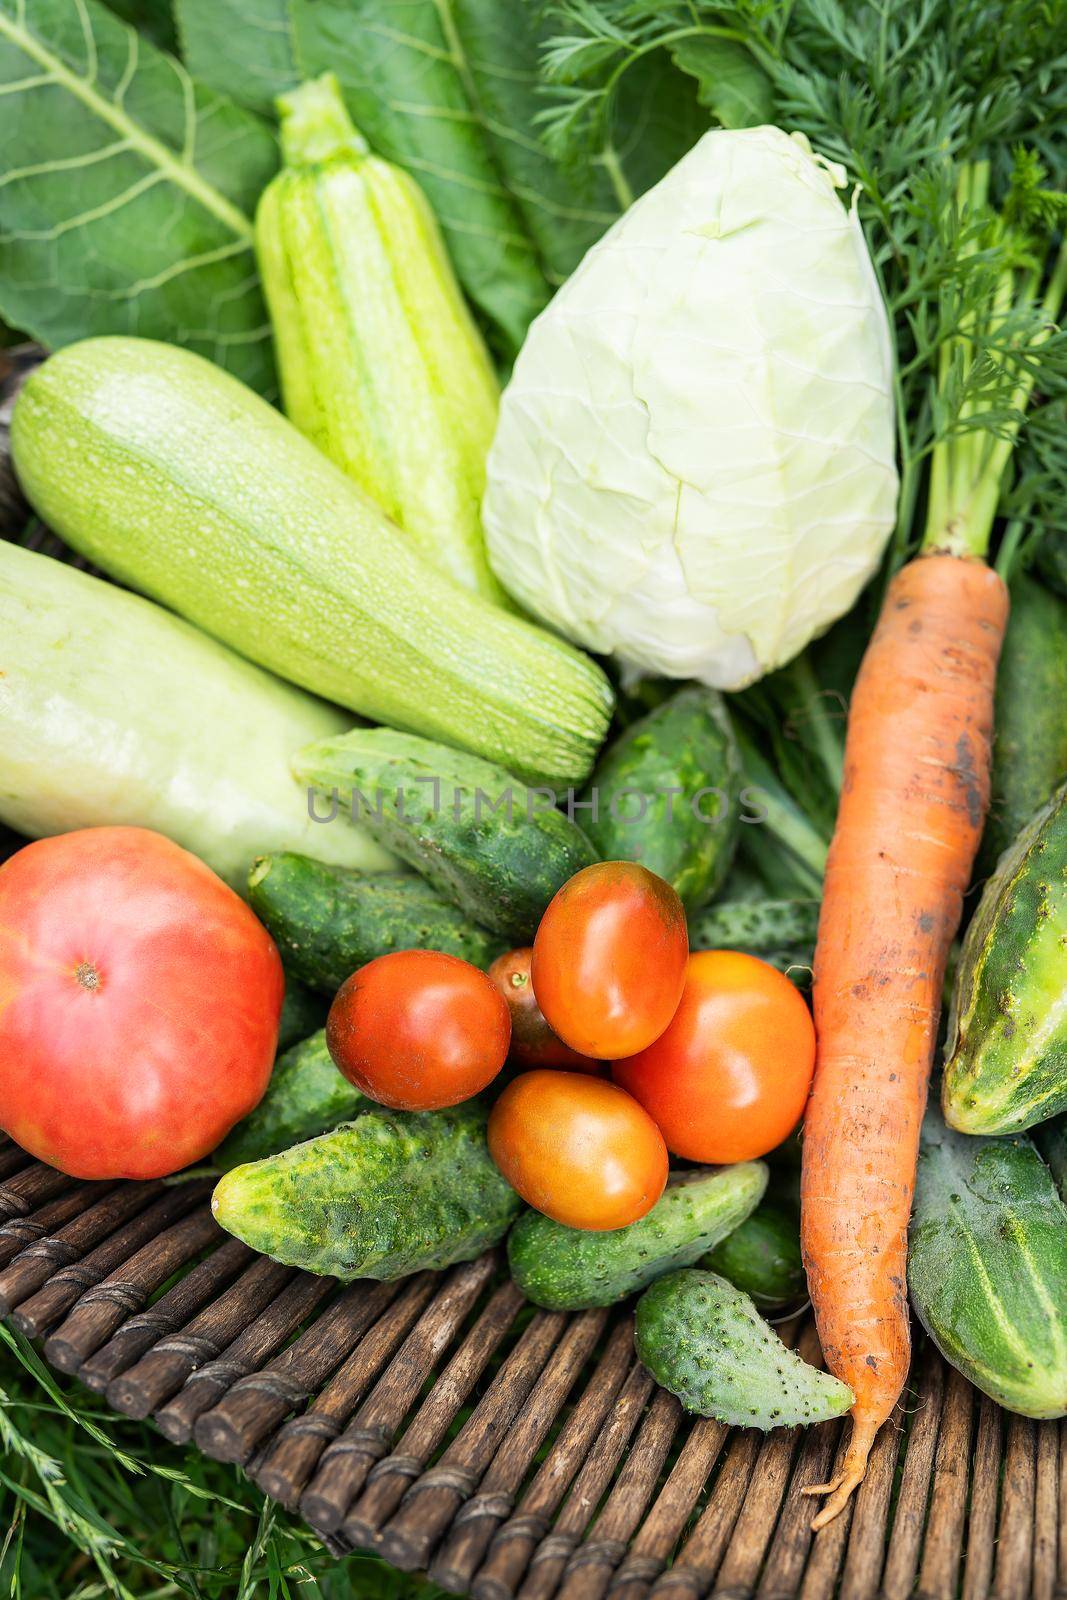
[104,0,175,51]
[669,36,773,130]
[0,0,279,391]
[175,0,300,117]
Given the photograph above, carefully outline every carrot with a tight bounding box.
[800,551,1008,1526]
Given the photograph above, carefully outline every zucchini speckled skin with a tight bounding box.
[909,1112,1067,1416]
[581,687,741,909]
[211,1101,521,1279]
[11,338,612,789]
[635,1269,852,1428]
[214,1030,363,1170]
[294,728,598,941]
[508,1163,767,1310]
[249,853,504,992]
[943,781,1067,1134]
[703,1199,804,1309]
[981,575,1067,871]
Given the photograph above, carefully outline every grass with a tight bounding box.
[0,1326,444,1599]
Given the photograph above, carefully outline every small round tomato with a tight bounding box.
[487,948,601,1072]
[327,949,510,1111]
[487,1069,668,1230]
[531,863,688,1059]
[612,950,815,1163]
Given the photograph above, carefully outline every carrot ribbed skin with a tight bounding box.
[801,552,1009,1525]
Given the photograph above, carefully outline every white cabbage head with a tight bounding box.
[483,126,899,688]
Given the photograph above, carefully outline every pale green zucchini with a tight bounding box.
[11,338,613,788]
[0,542,392,890]
[257,74,506,605]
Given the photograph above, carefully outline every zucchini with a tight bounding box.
[257,75,505,606]
[214,1030,363,1170]
[702,1199,804,1310]
[508,1163,767,1310]
[580,687,741,909]
[981,574,1067,870]
[634,1269,852,1428]
[11,338,613,789]
[277,981,329,1052]
[211,1100,521,1279]
[687,898,819,976]
[0,541,393,891]
[294,728,598,941]
[249,853,504,992]
[943,782,1067,1134]
[909,1111,1067,1416]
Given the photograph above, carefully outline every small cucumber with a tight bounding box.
[277,980,329,1052]
[702,1200,804,1309]
[943,781,1067,1134]
[213,1031,363,1170]
[635,1269,852,1428]
[981,574,1067,871]
[249,853,504,992]
[909,1111,1067,1417]
[294,728,597,941]
[211,1101,521,1279]
[580,687,742,909]
[508,1163,767,1310]
[687,898,819,976]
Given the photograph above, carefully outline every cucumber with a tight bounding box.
[943,781,1067,1134]
[981,574,1067,870]
[277,981,329,1052]
[11,338,612,789]
[508,1163,767,1310]
[580,687,741,909]
[702,1200,804,1309]
[909,1110,1067,1417]
[687,898,819,977]
[249,853,505,992]
[0,541,394,891]
[213,1031,364,1171]
[634,1269,853,1428]
[257,76,506,606]
[211,1101,521,1279]
[294,729,598,941]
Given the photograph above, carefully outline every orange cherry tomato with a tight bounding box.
[487,947,602,1072]
[612,950,816,1163]
[531,863,688,1059]
[487,1069,668,1230]
[326,949,510,1111]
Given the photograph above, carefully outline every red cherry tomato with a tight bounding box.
[487,947,601,1072]
[613,950,816,1163]
[327,949,511,1111]
[531,863,688,1059]
[487,1069,668,1230]
[0,827,283,1179]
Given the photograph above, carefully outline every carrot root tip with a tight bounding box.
[803,1417,880,1530]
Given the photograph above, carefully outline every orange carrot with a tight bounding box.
[800,551,1008,1526]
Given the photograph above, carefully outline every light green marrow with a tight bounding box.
[508,1163,767,1310]
[257,74,506,605]
[0,542,392,890]
[11,338,613,788]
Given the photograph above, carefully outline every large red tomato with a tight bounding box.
[327,949,511,1110]
[0,827,284,1178]
[531,863,688,1059]
[613,950,815,1163]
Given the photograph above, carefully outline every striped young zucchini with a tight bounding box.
[256,74,506,606]
[11,339,613,788]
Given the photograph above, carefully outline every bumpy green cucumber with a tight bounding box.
[687,898,819,980]
[909,1111,1067,1416]
[981,575,1067,870]
[214,1031,363,1170]
[634,1270,852,1428]
[249,853,504,991]
[943,781,1067,1134]
[211,1101,521,1278]
[702,1200,804,1309]
[580,687,742,909]
[294,729,597,941]
[508,1163,767,1310]
[276,980,329,1052]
